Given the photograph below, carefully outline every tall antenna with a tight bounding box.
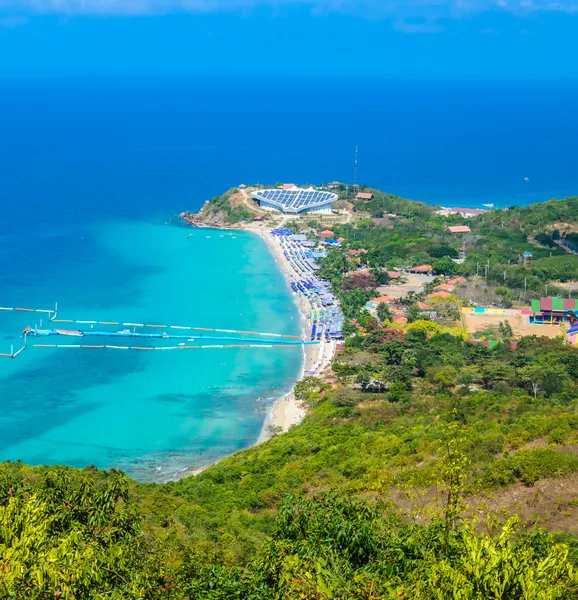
[353,143,359,185]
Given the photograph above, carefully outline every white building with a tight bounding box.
[251,186,337,214]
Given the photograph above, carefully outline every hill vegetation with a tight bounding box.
[3,187,578,598]
[319,191,578,303]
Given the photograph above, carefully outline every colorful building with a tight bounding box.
[530,297,577,325]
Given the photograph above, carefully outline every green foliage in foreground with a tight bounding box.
[3,331,578,597]
[2,464,578,599]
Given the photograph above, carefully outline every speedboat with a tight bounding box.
[56,329,84,337]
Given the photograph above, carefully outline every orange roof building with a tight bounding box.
[319,230,335,238]
[356,192,374,200]
[427,291,452,299]
[387,271,401,279]
[278,183,296,190]
[337,237,345,243]
[392,315,408,325]
[446,225,471,234]
[433,283,455,292]
[447,277,466,285]
[416,301,431,310]
[368,296,395,304]
[410,264,433,274]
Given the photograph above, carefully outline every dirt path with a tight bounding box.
[554,239,578,256]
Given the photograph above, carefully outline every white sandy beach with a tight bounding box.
[172,222,332,480]
[246,224,321,439]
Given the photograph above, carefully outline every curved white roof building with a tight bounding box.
[251,186,337,214]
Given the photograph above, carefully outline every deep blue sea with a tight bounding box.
[0,77,576,480]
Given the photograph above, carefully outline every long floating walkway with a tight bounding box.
[0,302,311,358]
[33,344,299,351]
[26,328,317,346]
[49,318,302,340]
[0,305,55,315]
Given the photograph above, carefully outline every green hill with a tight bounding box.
[2,189,578,598]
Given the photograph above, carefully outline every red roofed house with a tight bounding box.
[387,271,401,279]
[367,296,395,307]
[319,230,335,239]
[447,277,466,285]
[337,237,345,243]
[427,291,452,299]
[433,283,455,292]
[409,265,433,274]
[416,301,431,310]
[392,315,408,325]
[278,183,296,190]
[347,269,371,277]
[446,225,472,234]
[356,192,374,200]
[253,215,264,221]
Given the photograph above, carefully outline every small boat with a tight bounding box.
[524,177,529,182]
[482,203,494,208]
[56,329,84,337]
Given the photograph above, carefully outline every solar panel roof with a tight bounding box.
[251,188,337,213]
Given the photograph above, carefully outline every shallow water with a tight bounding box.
[0,220,301,481]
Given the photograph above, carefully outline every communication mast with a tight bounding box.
[353,143,359,185]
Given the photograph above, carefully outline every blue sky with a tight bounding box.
[0,1,576,77]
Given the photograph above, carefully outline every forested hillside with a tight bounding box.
[2,190,578,598]
[316,192,578,301]
[3,327,578,597]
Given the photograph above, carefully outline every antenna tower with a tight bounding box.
[354,143,359,185]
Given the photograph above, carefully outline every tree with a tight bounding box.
[407,304,427,323]
[294,377,327,403]
[342,320,357,337]
[433,256,458,276]
[427,245,459,259]
[427,294,462,320]
[342,273,376,291]
[498,320,514,339]
[370,268,391,285]
[376,303,392,322]
[407,319,443,338]
[518,363,569,398]
[427,365,458,390]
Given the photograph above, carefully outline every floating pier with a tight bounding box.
[49,318,302,340]
[32,343,300,352]
[1,303,314,359]
[25,327,316,346]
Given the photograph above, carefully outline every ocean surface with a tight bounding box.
[0,77,577,480]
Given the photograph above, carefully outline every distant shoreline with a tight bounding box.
[168,222,320,481]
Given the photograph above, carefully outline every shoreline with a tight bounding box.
[167,221,331,481]
[246,224,318,443]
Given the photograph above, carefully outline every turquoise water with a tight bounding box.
[0,218,302,482]
[2,76,577,481]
